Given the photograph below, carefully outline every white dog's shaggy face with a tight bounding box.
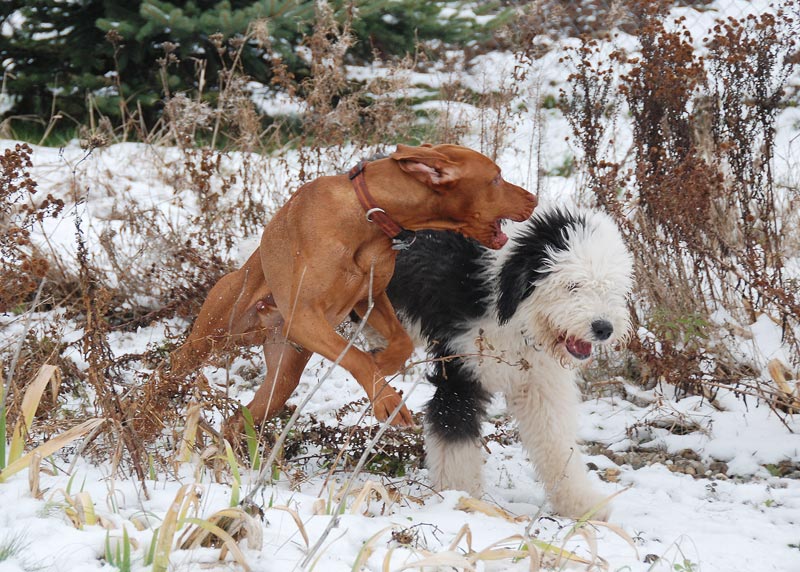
[498,210,634,366]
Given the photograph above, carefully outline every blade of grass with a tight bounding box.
[106,527,133,572]
[151,484,200,572]
[394,550,476,571]
[144,527,158,567]
[269,505,309,548]
[28,451,42,498]
[177,402,201,464]
[351,525,393,572]
[75,491,98,527]
[0,418,105,482]
[349,481,394,515]
[471,547,531,562]
[480,533,588,566]
[565,526,598,567]
[8,364,60,463]
[382,546,396,572]
[448,523,473,552]
[5,278,46,402]
[456,496,527,523]
[527,538,589,565]
[240,407,261,472]
[224,441,242,507]
[528,541,541,572]
[122,527,132,572]
[1,370,6,470]
[202,507,263,550]
[181,517,251,571]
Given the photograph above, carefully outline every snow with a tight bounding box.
[2,1,800,570]
[2,348,800,571]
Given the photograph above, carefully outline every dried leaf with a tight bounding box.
[350,481,395,515]
[456,496,527,523]
[0,418,105,482]
[270,505,309,548]
[9,365,60,463]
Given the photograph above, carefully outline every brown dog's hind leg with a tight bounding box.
[225,328,312,439]
[170,251,270,380]
[250,322,312,422]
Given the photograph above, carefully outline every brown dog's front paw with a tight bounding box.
[372,391,414,427]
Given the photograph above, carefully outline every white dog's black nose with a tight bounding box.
[591,319,613,341]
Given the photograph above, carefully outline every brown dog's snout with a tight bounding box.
[459,177,537,250]
[502,180,537,222]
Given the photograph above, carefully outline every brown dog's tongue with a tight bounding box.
[492,233,508,248]
[490,221,508,248]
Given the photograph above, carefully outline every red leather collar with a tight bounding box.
[348,161,415,250]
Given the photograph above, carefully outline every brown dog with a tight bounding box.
[170,144,535,432]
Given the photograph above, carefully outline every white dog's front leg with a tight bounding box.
[506,378,610,520]
[424,425,484,497]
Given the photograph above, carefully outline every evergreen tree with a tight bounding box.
[0,0,497,132]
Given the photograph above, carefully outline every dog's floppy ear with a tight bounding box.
[496,263,536,325]
[390,144,459,189]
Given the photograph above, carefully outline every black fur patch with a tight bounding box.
[496,208,584,325]
[388,230,494,443]
[425,349,492,442]
[387,230,492,347]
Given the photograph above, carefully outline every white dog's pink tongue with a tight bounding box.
[566,337,592,359]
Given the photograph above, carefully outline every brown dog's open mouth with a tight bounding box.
[558,334,592,360]
[487,219,509,249]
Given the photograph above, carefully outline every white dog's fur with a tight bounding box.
[382,208,633,520]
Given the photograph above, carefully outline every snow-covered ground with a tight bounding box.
[1,315,800,571]
[3,0,800,570]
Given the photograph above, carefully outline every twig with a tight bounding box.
[225,265,252,399]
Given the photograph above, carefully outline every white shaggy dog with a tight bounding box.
[381,207,633,520]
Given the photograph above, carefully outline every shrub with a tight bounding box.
[558,2,799,406]
[0,144,63,313]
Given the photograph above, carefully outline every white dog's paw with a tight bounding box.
[551,488,613,522]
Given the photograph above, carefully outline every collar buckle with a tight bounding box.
[349,160,414,249]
